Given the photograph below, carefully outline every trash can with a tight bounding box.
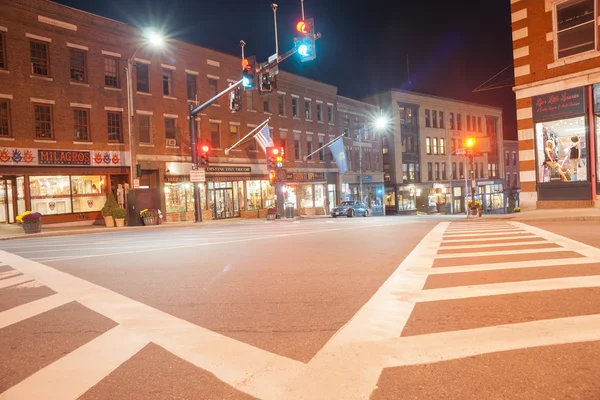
[285,205,295,219]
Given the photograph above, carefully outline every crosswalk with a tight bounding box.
[1,220,598,399]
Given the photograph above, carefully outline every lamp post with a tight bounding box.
[358,115,388,203]
[125,31,164,187]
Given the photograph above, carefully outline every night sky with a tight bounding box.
[53,0,517,139]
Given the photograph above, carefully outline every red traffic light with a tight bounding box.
[296,20,307,34]
[242,58,251,70]
[272,148,279,155]
[201,145,209,153]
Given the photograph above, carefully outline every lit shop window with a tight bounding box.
[261,180,275,208]
[299,184,313,208]
[29,176,73,215]
[246,180,262,210]
[71,175,107,212]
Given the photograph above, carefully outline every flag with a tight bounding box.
[254,122,274,153]
[329,137,348,173]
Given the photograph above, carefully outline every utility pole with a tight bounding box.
[272,4,279,59]
[359,128,363,203]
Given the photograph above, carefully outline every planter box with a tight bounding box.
[22,221,42,234]
[143,216,158,225]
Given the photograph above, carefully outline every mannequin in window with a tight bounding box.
[569,136,584,175]
[544,140,568,181]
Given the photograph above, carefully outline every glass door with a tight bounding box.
[0,180,7,223]
[6,180,14,223]
[214,188,235,219]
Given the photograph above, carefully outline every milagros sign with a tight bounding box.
[532,87,586,122]
[0,147,130,167]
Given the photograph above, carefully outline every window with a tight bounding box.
[439,111,445,129]
[319,137,325,161]
[344,116,350,137]
[107,112,122,142]
[427,162,433,181]
[73,109,89,141]
[30,41,49,76]
[432,110,438,128]
[165,118,176,143]
[0,32,5,69]
[506,173,510,188]
[306,135,313,160]
[480,163,484,178]
[512,152,517,166]
[69,49,86,82]
[399,107,406,124]
[432,138,438,155]
[402,163,409,180]
[317,103,323,122]
[452,163,457,180]
[104,57,119,88]
[139,115,151,143]
[440,138,446,155]
[263,96,271,113]
[374,154,380,170]
[229,124,239,146]
[425,109,431,127]
[294,133,301,160]
[477,117,482,132]
[513,172,518,187]
[434,163,440,180]
[34,104,53,139]
[457,114,462,130]
[442,162,447,180]
[162,69,173,96]
[208,78,218,98]
[136,63,149,93]
[426,137,431,154]
[246,90,254,110]
[304,100,312,120]
[505,151,510,165]
[0,100,10,137]
[459,162,464,179]
[451,139,456,153]
[186,74,197,101]
[210,123,220,148]
[278,94,285,116]
[328,105,334,123]
[449,113,455,129]
[556,0,595,58]
[292,98,299,117]
[467,115,471,131]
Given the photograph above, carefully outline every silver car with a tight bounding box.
[331,201,369,218]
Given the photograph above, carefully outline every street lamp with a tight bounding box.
[125,30,165,187]
[358,113,388,204]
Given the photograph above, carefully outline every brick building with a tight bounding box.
[364,90,504,215]
[0,0,380,224]
[503,139,521,211]
[510,0,599,209]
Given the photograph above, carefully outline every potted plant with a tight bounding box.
[112,207,127,227]
[16,211,42,234]
[467,200,482,216]
[514,207,521,213]
[266,207,277,220]
[101,193,118,227]
[140,208,158,225]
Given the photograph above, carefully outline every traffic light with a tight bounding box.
[199,145,209,167]
[229,85,242,113]
[259,71,277,94]
[241,56,257,90]
[275,146,284,168]
[266,147,278,171]
[464,137,476,155]
[295,18,316,62]
[269,172,276,185]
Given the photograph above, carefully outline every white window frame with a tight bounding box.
[552,0,598,61]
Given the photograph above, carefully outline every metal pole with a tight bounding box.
[301,0,305,20]
[224,118,270,155]
[189,104,202,222]
[272,4,279,58]
[359,128,363,203]
[126,60,135,187]
[240,40,246,61]
[446,125,453,214]
[471,154,475,214]
[304,134,344,161]
[464,153,468,215]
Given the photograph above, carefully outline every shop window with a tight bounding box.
[162,69,173,96]
[139,114,151,143]
[69,49,87,82]
[73,109,90,141]
[0,99,11,137]
[556,0,596,59]
[104,57,119,88]
[107,112,122,142]
[314,184,325,207]
[165,182,194,213]
[136,63,149,93]
[30,40,49,76]
[29,176,73,215]
[246,180,261,210]
[299,184,313,208]
[261,180,275,208]
[535,116,587,183]
[71,175,106,212]
[34,104,53,139]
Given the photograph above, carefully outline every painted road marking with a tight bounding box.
[0,293,71,329]
[439,240,552,250]
[0,274,33,289]
[442,230,529,238]
[434,246,570,259]
[0,270,21,280]
[0,325,149,400]
[442,234,537,243]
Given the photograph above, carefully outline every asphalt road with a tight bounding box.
[1,216,599,399]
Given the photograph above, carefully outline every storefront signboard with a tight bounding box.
[165,175,188,183]
[358,176,373,182]
[532,88,586,122]
[0,147,130,167]
[206,166,252,173]
[285,172,326,181]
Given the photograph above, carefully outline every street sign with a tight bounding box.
[276,169,287,182]
[190,169,206,183]
[456,148,466,155]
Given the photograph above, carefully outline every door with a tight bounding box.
[0,178,16,223]
[214,188,235,219]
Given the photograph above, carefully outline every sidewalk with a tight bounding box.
[481,207,600,222]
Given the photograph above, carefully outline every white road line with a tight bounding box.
[443,228,523,235]
[0,293,72,329]
[443,231,528,238]
[384,313,600,368]
[444,226,517,232]
[434,246,571,259]
[280,222,448,400]
[0,270,21,280]
[395,275,600,303]
[0,274,33,289]
[442,234,536,243]
[0,251,303,400]
[0,325,149,400]
[438,240,552,250]
[410,257,600,275]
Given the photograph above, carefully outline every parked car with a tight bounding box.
[331,201,369,218]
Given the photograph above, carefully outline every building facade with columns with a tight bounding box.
[511,0,600,209]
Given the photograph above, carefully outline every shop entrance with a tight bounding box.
[213,188,236,219]
[0,176,25,224]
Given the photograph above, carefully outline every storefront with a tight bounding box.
[283,171,335,216]
[0,147,129,224]
[532,87,593,204]
[471,180,505,214]
[340,173,385,216]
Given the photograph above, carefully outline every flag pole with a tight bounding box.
[303,133,345,161]
[224,118,270,155]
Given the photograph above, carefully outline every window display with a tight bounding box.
[261,180,275,208]
[71,175,106,212]
[165,182,193,213]
[314,184,325,207]
[29,176,73,215]
[536,116,588,183]
[299,184,313,208]
[246,180,261,210]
